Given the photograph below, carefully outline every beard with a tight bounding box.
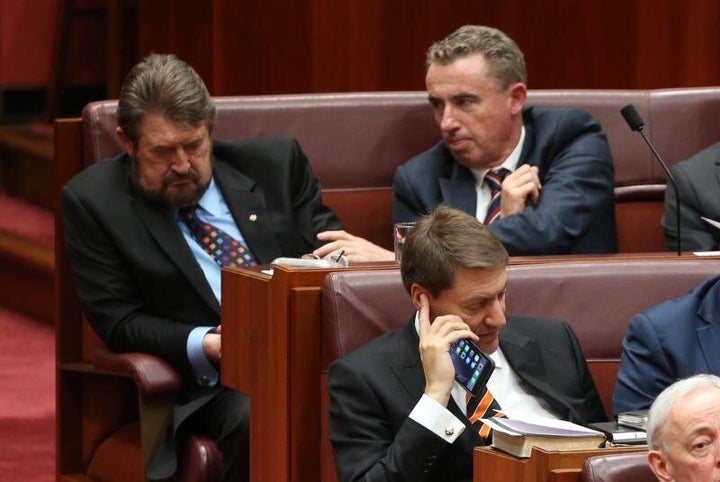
[130,157,210,207]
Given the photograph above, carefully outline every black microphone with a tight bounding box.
[620,104,681,255]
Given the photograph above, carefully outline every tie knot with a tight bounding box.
[179,205,198,223]
[485,168,510,186]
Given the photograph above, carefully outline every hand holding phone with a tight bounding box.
[449,338,495,396]
[418,293,483,405]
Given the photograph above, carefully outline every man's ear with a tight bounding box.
[648,450,672,482]
[410,283,430,310]
[507,82,527,116]
[116,127,135,156]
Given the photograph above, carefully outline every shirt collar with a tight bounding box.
[196,177,230,216]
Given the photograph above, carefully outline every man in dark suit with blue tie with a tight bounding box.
[393,25,617,256]
[613,275,720,415]
[328,206,606,482]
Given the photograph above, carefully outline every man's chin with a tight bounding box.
[166,183,204,206]
[139,181,208,207]
[476,335,500,355]
[447,148,482,170]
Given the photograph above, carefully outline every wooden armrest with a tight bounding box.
[92,347,182,396]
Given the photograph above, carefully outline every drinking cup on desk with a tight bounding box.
[393,222,416,263]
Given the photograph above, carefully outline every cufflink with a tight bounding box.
[249,214,257,222]
[444,426,455,437]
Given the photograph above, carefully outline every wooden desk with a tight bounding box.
[473,445,647,482]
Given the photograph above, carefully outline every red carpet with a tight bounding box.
[0,191,54,247]
[0,307,54,481]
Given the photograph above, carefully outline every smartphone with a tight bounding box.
[450,338,495,396]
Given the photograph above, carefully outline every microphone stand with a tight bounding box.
[635,129,681,256]
[620,104,681,256]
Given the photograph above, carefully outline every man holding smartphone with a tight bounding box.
[327,205,606,482]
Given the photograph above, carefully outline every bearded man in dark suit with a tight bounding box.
[328,206,607,482]
[62,53,385,481]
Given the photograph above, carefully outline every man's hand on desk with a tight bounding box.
[315,230,395,263]
[203,325,222,363]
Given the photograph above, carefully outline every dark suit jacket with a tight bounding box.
[328,315,606,482]
[393,106,617,255]
[662,142,720,252]
[613,275,720,415]
[62,137,342,473]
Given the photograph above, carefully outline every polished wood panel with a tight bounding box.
[136,1,720,95]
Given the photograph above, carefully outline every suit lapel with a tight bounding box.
[519,108,537,169]
[500,324,571,410]
[696,281,720,374]
[131,197,220,313]
[500,326,547,387]
[213,160,282,264]
[439,163,477,215]
[390,320,426,398]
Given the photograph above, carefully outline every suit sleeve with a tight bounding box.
[62,186,196,381]
[567,323,608,423]
[393,163,428,223]
[489,109,616,255]
[663,162,718,252]
[328,359,458,482]
[612,312,673,415]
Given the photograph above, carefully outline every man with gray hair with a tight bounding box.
[647,374,720,482]
[393,25,617,255]
[328,205,606,482]
[63,53,374,481]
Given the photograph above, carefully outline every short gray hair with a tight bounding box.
[647,374,720,451]
[116,53,216,145]
[426,25,527,89]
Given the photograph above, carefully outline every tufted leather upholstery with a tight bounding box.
[581,452,654,482]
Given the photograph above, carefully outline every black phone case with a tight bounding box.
[450,339,496,396]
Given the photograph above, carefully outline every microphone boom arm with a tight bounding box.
[636,129,682,256]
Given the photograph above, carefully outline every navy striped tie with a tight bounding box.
[483,168,510,225]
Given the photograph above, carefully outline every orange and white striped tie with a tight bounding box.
[466,387,506,442]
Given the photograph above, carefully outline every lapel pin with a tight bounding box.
[249,214,257,222]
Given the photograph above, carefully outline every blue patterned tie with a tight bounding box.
[180,205,257,268]
[483,168,510,225]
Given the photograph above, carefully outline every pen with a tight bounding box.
[334,250,345,262]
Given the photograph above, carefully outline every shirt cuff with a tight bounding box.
[409,394,466,443]
[187,326,219,387]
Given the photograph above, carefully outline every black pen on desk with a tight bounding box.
[334,250,345,262]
